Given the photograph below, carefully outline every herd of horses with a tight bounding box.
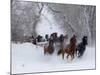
[30,32,88,60]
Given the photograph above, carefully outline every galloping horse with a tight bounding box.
[44,38,54,55]
[57,34,68,59]
[76,36,88,58]
[57,34,65,59]
[50,32,58,42]
[64,35,77,60]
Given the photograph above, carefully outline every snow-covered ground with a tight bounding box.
[11,42,95,74]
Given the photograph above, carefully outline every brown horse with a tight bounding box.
[65,35,77,60]
[44,45,54,54]
[44,38,54,55]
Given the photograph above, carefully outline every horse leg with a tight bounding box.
[44,46,47,55]
[44,49,46,55]
[66,54,69,59]
[71,54,74,60]
[57,49,62,55]
[62,50,65,59]
[44,47,46,55]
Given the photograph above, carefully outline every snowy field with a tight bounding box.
[11,42,95,74]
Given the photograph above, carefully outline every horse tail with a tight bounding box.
[62,50,65,59]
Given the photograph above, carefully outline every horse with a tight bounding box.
[32,38,37,45]
[57,34,68,58]
[76,36,88,58]
[59,34,65,42]
[45,34,49,41]
[31,35,42,45]
[44,37,54,55]
[57,34,65,59]
[37,35,43,42]
[50,32,58,42]
[65,35,77,60]
[29,35,37,45]
[64,35,77,60]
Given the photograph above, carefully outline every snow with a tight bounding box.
[12,42,95,74]
[11,3,95,74]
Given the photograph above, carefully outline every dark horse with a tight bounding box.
[44,38,54,55]
[37,35,43,42]
[50,32,58,42]
[76,36,88,58]
[57,34,65,59]
[31,36,37,45]
[45,34,49,41]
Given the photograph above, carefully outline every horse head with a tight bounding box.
[82,36,88,45]
[59,34,64,42]
[70,34,77,46]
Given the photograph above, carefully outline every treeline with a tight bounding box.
[11,0,96,45]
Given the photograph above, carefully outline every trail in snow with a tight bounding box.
[12,43,95,74]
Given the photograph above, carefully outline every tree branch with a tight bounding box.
[48,6,61,13]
